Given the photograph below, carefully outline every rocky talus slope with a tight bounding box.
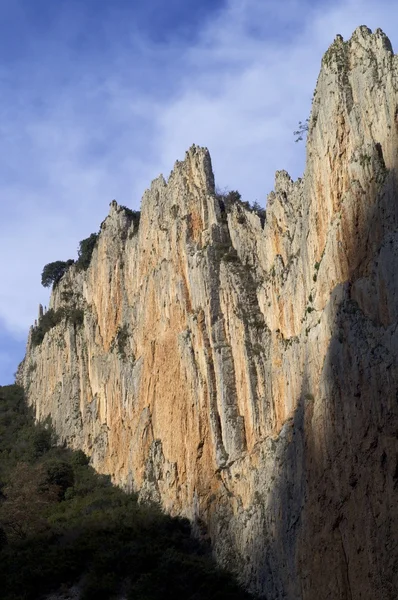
[18,26,398,599]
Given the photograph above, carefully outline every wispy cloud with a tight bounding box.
[154,0,398,199]
[1,0,398,382]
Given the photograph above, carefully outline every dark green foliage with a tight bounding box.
[71,449,90,467]
[217,190,248,212]
[32,427,53,456]
[66,307,84,326]
[31,309,63,347]
[31,307,84,347]
[224,190,243,205]
[121,205,141,239]
[0,385,46,468]
[41,260,74,288]
[114,325,129,359]
[120,205,141,226]
[216,190,265,227]
[251,201,266,226]
[359,153,372,167]
[0,385,254,600]
[44,460,74,499]
[76,233,99,270]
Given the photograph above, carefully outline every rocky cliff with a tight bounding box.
[18,26,398,599]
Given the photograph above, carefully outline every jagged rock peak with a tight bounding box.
[321,25,394,70]
[349,25,393,52]
[142,144,215,202]
[107,199,120,216]
[169,144,215,195]
[274,170,294,194]
[138,144,218,239]
[101,199,137,235]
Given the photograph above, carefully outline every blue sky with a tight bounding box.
[1,0,398,384]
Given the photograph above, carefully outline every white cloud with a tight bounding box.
[1,0,398,345]
[153,0,398,201]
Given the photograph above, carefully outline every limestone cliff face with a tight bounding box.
[19,27,398,599]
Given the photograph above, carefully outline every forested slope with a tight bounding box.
[0,385,253,600]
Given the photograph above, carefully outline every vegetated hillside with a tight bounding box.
[0,385,254,600]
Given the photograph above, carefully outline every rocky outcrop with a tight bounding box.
[19,27,398,599]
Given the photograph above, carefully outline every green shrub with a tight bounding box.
[44,460,75,499]
[71,450,90,467]
[32,427,53,456]
[41,260,74,288]
[216,190,265,227]
[217,190,248,213]
[251,201,266,226]
[76,233,99,270]
[120,205,141,227]
[359,153,371,167]
[31,308,84,347]
[111,325,130,360]
[31,309,64,347]
[67,308,84,326]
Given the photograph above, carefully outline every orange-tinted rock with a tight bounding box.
[19,27,398,599]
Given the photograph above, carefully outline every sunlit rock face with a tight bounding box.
[19,26,398,599]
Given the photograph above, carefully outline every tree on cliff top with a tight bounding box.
[41,260,74,288]
[40,231,98,288]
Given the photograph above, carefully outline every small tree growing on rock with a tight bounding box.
[41,260,74,288]
[293,118,310,142]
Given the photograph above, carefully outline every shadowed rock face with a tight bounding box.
[19,26,398,599]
